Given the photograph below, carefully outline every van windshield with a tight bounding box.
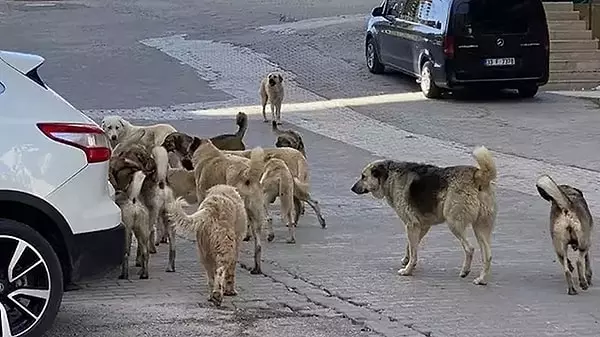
[454,0,542,35]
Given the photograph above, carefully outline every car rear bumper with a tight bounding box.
[69,222,125,282]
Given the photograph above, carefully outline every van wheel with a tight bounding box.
[517,84,538,98]
[420,61,442,99]
[0,219,64,337]
[366,38,385,74]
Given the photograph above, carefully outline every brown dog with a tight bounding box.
[536,174,593,295]
[167,185,247,306]
[272,121,306,157]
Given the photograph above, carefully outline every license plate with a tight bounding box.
[484,58,515,67]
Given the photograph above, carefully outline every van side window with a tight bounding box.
[417,0,447,29]
[458,0,540,35]
[400,0,420,22]
[385,0,406,18]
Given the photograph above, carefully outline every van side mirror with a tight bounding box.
[371,6,383,16]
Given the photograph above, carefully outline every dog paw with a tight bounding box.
[286,238,296,244]
[209,292,223,306]
[580,281,589,290]
[243,235,251,242]
[400,257,409,267]
[135,261,142,267]
[160,237,168,244]
[250,267,262,275]
[568,287,578,295]
[263,119,269,123]
[319,218,327,229]
[397,267,413,276]
[149,247,157,254]
[267,233,275,242]
[460,269,471,278]
[473,276,488,286]
[224,289,238,296]
[139,273,149,280]
[166,266,175,273]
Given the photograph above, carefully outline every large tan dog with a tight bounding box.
[351,146,497,285]
[224,147,326,229]
[260,72,284,124]
[187,138,266,275]
[536,174,593,295]
[167,185,247,306]
[260,158,298,243]
[114,171,151,280]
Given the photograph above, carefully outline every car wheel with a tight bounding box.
[0,218,64,337]
[420,61,442,99]
[517,84,538,98]
[366,38,385,74]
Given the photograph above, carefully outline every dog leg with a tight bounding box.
[166,219,176,273]
[210,266,226,306]
[401,225,431,267]
[398,224,421,276]
[119,229,132,280]
[224,262,238,296]
[148,206,159,254]
[448,222,474,279]
[264,203,275,242]
[472,217,494,285]
[133,226,149,279]
[261,94,269,123]
[301,196,326,229]
[135,242,142,267]
[249,215,263,275]
[275,102,282,125]
[577,249,589,290]
[585,250,593,286]
[556,244,577,295]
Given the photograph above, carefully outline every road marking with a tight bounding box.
[257,14,367,35]
[90,34,600,213]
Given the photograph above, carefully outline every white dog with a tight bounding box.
[101,115,177,149]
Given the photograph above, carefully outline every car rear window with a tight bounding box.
[454,0,544,35]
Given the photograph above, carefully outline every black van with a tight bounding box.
[365,0,550,98]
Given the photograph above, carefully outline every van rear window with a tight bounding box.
[456,0,543,35]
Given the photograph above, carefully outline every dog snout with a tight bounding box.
[351,181,367,194]
[110,135,117,141]
[268,78,276,86]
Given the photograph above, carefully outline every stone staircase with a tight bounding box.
[544,1,600,90]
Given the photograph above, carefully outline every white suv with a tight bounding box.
[0,50,124,336]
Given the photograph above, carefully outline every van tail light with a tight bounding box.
[443,36,455,59]
[37,123,111,163]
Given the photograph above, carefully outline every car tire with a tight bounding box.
[517,84,539,98]
[0,218,64,337]
[366,37,385,74]
[420,61,442,99]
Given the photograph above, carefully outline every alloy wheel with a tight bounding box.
[366,43,375,70]
[0,235,51,337]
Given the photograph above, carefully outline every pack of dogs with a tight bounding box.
[102,73,594,307]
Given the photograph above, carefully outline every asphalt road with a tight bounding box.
[3,0,600,336]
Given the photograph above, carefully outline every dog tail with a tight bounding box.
[292,177,310,200]
[248,147,265,184]
[152,145,169,189]
[536,175,571,210]
[129,171,146,203]
[235,112,248,139]
[166,197,199,238]
[472,146,497,187]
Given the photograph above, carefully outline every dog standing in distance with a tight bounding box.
[272,121,306,157]
[351,146,497,285]
[115,171,151,280]
[536,174,593,295]
[167,185,248,306]
[260,72,284,124]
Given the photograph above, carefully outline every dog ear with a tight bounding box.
[536,186,553,202]
[278,74,283,82]
[118,119,125,128]
[371,162,389,183]
[188,137,202,153]
[573,187,584,197]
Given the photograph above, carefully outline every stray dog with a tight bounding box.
[260,72,284,124]
[351,146,497,285]
[115,171,150,280]
[260,158,297,243]
[109,143,177,272]
[186,137,266,274]
[272,121,306,157]
[167,185,247,306]
[225,147,326,229]
[536,174,593,295]
[101,115,176,149]
[161,112,250,164]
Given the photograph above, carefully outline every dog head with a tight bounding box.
[176,137,213,171]
[101,116,128,145]
[109,144,157,191]
[162,132,195,157]
[267,72,283,87]
[351,160,389,199]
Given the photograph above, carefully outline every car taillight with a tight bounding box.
[37,123,111,163]
[443,36,455,59]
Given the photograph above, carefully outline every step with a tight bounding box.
[550,39,599,50]
[543,2,573,12]
[550,50,600,60]
[548,21,587,31]
[550,30,593,40]
[550,70,600,81]
[545,10,580,20]
[551,59,600,71]
[542,80,600,91]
